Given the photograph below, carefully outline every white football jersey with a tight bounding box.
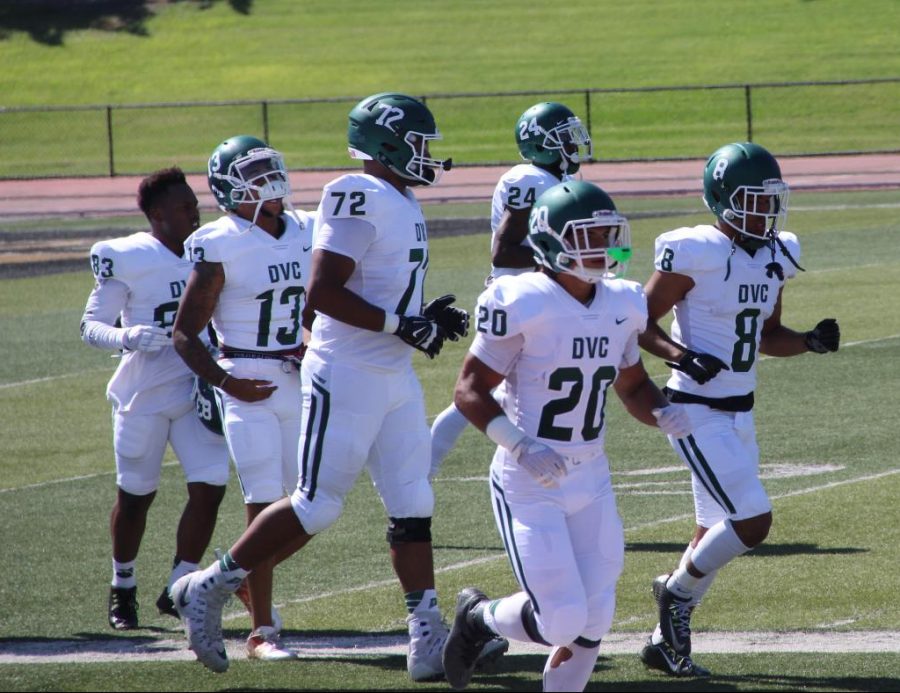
[655,225,802,398]
[85,232,195,413]
[186,211,314,351]
[489,164,567,278]
[309,173,430,371]
[470,272,647,459]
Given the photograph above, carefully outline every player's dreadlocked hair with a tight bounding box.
[137,167,188,219]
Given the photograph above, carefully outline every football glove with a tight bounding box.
[395,315,445,359]
[652,405,692,439]
[804,318,840,353]
[511,437,568,489]
[423,294,469,342]
[667,349,729,385]
[123,325,170,352]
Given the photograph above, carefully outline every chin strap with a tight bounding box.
[724,238,736,281]
[775,235,805,272]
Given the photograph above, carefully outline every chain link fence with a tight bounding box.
[2,78,898,179]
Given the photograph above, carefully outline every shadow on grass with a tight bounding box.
[0,0,253,46]
[0,631,183,655]
[612,673,900,692]
[626,541,867,557]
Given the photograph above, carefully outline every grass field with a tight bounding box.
[1,0,899,176]
[1,190,898,691]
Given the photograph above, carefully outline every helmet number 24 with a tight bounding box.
[518,117,543,141]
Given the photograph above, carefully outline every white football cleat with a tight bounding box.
[407,610,449,681]
[171,572,231,673]
[246,625,297,661]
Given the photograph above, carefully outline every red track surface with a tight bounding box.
[2,154,899,220]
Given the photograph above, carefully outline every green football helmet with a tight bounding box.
[347,92,451,186]
[528,180,632,283]
[207,135,290,211]
[515,102,592,174]
[702,142,789,249]
[191,375,224,436]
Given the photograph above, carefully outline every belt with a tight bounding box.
[220,345,305,368]
[664,387,754,412]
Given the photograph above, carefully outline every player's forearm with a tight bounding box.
[308,284,402,332]
[638,320,685,362]
[173,330,228,386]
[760,325,808,357]
[615,368,669,427]
[454,379,504,432]
[80,318,126,351]
[492,243,535,269]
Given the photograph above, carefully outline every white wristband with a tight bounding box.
[485,415,528,453]
[382,312,400,334]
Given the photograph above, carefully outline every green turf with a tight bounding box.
[2,653,899,692]
[1,193,898,689]
[1,0,899,176]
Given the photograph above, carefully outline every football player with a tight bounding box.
[430,101,592,479]
[636,143,840,677]
[171,136,314,660]
[80,168,229,631]
[441,180,692,692]
[170,93,505,679]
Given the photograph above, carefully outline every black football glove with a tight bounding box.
[423,294,470,342]
[804,318,840,353]
[394,315,445,359]
[666,349,729,385]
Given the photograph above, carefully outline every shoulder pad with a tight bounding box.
[602,279,648,332]
[88,233,149,283]
[475,275,528,339]
[776,231,802,280]
[654,225,729,276]
[498,165,556,210]
[319,174,386,221]
[185,217,241,264]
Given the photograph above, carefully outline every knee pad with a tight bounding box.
[537,602,588,647]
[386,516,432,544]
[116,463,162,496]
[383,478,434,519]
[290,487,344,536]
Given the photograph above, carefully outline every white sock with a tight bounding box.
[168,559,199,590]
[690,520,750,575]
[429,404,469,477]
[411,588,439,616]
[481,591,531,642]
[677,542,718,608]
[112,559,136,589]
[542,642,601,692]
[201,551,248,591]
[667,568,700,598]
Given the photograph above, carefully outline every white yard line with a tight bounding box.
[0,462,177,494]
[2,629,898,664]
[246,468,900,617]
[1,462,898,663]
[0,367,110,391]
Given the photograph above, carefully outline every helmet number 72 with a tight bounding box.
[376,105,405,129]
